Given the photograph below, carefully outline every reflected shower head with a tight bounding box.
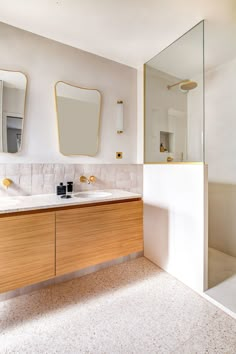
[167,80,198,92]
[179,80,198,91]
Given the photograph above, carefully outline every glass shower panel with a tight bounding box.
[144,21,204,163]
[205,21,236,314]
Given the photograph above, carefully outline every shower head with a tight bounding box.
[179,81,198,91]
[167,80,198,92]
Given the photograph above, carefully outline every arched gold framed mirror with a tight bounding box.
[55,81,101,156]
[0,69,27,154]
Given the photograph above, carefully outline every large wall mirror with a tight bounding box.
[55,81,101,156]
[144,21,204,163]
[0,70,27,153]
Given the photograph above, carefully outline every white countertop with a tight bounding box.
[0,189,142,214]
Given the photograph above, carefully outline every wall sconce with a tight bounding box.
[116,100,123,134]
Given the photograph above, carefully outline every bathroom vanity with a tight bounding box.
[0,190,143,293]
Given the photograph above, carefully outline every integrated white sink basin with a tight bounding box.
[75,191,113,199]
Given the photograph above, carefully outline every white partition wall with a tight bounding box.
[144,164,208,293]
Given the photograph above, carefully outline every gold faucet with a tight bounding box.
[80,176,96,184]
[2,178,13,188]
[167,156,174,162]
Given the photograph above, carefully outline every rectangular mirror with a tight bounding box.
[0,70,27,153]
[144,21,204,163]
[55,81,101,156]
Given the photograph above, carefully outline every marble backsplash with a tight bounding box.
[0,164,143,197]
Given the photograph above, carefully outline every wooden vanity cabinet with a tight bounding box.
[56,200,143,275]
[0,212,55,293]
[0,199,143,293]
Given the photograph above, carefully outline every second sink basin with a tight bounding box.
[0,198,21,207]
[75,191,112,199]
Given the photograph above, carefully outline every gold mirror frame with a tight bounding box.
[0,69,28,155]
[54,80,102,156]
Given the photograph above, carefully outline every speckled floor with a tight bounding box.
[0,257,236,354]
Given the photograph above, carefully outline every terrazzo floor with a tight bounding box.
[0,257,236,354]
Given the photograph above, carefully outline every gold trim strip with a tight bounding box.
[144,162,204,165]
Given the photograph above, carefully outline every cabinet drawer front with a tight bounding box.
[0,212,55,293]
[56,200,143,275]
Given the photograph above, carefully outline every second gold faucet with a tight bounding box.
[80,176,96,184]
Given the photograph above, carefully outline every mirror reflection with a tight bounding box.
[144,21,204,163]
[55,81,101,156]
[0,70,27,153]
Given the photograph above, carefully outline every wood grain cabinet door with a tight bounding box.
[56,200,143,275]
[0,212,55,293]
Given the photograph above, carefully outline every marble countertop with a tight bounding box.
[0,189,142,214]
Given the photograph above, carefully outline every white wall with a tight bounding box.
[144,164,207,292]
[206,57,236,257]
[206,57,236,183]
[0,21,137,163]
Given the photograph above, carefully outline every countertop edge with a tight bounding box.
[0,191,142,216]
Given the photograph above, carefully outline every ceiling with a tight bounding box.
[0,0,235,68]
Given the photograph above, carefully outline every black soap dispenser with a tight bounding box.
[67,181,73,195]
[57,182,66,196]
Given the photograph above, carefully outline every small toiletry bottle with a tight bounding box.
[160,143,165,152]
[57,182,66,196]
[67,182,73,195]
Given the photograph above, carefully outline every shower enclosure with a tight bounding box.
[204,22,236,314]
[144,21,204,163]
[144,19,236,315]
[143,22,207,293]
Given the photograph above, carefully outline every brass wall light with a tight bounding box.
[116,100,124,134]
